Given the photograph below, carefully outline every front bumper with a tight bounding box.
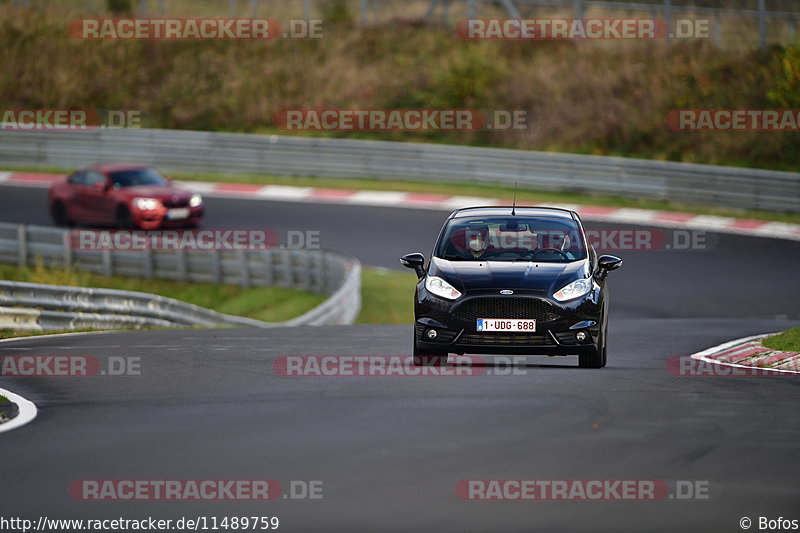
[132,205,204,229]
[414,287,604,356]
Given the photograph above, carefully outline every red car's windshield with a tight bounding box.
[109,168,168,188]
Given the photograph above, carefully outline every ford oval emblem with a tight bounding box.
[500,290,514,295]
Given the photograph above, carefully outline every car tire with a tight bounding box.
[578,328,607,369]
[412,334,448,366]
[116,205,135,229]
[50,201,73,227]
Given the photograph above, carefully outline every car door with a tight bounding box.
[65,171,90,221]
[80,171,113,225]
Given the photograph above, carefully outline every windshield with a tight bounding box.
[434,216,587,262]
[109,168,168,188]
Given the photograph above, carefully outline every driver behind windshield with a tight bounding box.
[439,217,587,262]
[466,226,489,259]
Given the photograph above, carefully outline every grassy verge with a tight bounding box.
[4,163,799,225]
[4,8,800,170]
[0,328,148,341]
[0,396,8,403]
[762,328,800,352]
[0,262,326,323]
[358,268,418,324]
[0,261,411,334]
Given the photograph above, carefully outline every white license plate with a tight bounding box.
[477,319,536,332]
[167,208,190,220]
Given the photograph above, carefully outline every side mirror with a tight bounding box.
[400,252,426,279]
[595,255,622,279]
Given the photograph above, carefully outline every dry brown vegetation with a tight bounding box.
[2,3,799,170]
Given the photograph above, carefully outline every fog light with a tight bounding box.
[576,331,587,342]
[426,329,438,340]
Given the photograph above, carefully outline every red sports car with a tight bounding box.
[48,164,204,230]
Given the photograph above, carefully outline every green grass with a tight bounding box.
[0,261,327,323]
[357,267,418,324]
[0,328,111,341]
[762,328,800,352]
[0,395,8,403]
[0,261,411,338]
[4,163,799,224]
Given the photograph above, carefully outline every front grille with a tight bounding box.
[453,297,560,322]
[457,333,556,346]
[162,199,189,208]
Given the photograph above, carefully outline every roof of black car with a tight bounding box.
[451,206,576,219]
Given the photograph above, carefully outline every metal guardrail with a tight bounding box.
[0,128,797,212]
[0,223,361,330]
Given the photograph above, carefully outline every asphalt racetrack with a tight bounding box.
[0,184,799,532]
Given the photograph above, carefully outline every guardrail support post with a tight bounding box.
[280,249,291,288]
[758,0,766,50]
[261,250,274,287]
[16,225,27,267]
[142,247,153,279]
[303,0,310,19]
[176,249,188,281]
[211,249,222,283]
[662,0,671,33]
[237,250,250,287]
[63,233,73,269]
[102,248,112,276]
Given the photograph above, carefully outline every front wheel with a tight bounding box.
[413,336,448,366]
[578,345,606,368]
[116,205,136,229]
[578,328,607,368]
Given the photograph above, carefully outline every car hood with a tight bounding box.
[116,186,193,200]
[429,256,590,294]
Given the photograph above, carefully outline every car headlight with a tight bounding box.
[133,197,160,211]
[189,194,203,207]
[553,278,593,302]
[425,276,462,300]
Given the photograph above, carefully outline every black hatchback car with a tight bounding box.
[401,206,622,368]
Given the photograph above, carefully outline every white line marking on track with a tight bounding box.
[0,387,38,434]
[348,191,408,205]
